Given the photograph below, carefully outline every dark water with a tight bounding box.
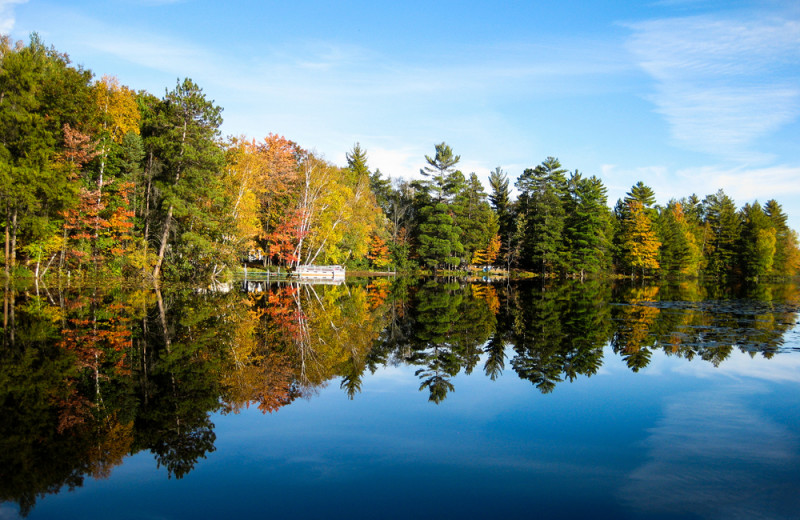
[1,278,799,519]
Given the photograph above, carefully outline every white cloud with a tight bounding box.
[627,13,800,157]
[363,145,424,179]
[0,0,26,34]
[601,162,800,205]
[674,163,800,202]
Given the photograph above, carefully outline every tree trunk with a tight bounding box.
[4,204,9,277]
[143,151,153,240]
[10,207,17,270]
[152,204,173,280]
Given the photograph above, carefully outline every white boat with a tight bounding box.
[293,265,346,279]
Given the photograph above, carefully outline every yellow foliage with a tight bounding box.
[93,75,140,143]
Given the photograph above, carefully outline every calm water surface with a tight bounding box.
[1,278,799,519]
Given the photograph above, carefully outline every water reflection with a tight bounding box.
[0,277,798,515]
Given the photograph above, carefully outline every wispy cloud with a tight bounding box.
[620,388,800,518]
[627,13,800,158]
[0,0,26,34]
[602,162,800,206]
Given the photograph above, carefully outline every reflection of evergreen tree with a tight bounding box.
[408,281,463,403]
[483,283,514,380]
[4,277,800,516]
[560,281,611,380]
[483,333,506,381]
[509,280,611,392]
[510,281,569,393]
[404,280,501,402]
[609,280,800,368]
[132,289,231,478]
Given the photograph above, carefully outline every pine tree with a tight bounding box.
[420,142,460,203]
[515,157,567,275]
[147,78,228,280]
[657,201,702,276]
[738,202,776,279]
[564,172,612,278]
[702,189,740,278]
[764,199,800,277]
[416,202,463,271]
[452,173,498,264]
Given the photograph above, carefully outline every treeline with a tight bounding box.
[2,35,798,281]
[0,35,388,281]
[367,145,800,279]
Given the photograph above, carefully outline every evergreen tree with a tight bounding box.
[564,172,612,278]
[147,78,228,280]
[702,189,740,278]
[488,167,513,239]
[657,201,702,276]
[420,142,460,203]
[764,199,800,277]
[626,181,656,209]
[451,173,498,264]
[416,202,463,271]
[738,202,776,279]
[345,142,369,178]
[0,34,94,274]
[514,157,567,275]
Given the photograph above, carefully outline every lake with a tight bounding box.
[1,278,799,519]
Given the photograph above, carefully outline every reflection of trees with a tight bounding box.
[0,284,245,515]
[251,281,391,400]
[610,281,800,368]
[611,286,660,372]
[406,280,498,403]
[510,280,611,392]
[2,277,800,514]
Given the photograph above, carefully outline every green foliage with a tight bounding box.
[419,142,460,202]
[656,201,703,276]
[515,157,568,275]
[416,202,464,270]
[564,172,612,277]
[738,202,776,279]
[702,189,741,278]
[3,35,800,283]
[452,173,498,264]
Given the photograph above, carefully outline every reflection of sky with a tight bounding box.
[20,348,800,520]
[620,388,799,520]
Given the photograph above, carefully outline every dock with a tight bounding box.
[293,265,346,280]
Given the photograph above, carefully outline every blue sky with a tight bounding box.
[3,0,800,228]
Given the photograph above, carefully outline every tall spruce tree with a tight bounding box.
[764,199,800,277]
[738,202,776,279]
[416,202,463,271]
[451,172,498,265]
[515,157,567,275]
[488,167,514,264]
[564,172,612,278]
[702,189,740,278]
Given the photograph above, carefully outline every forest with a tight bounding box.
[2,34,799,282]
